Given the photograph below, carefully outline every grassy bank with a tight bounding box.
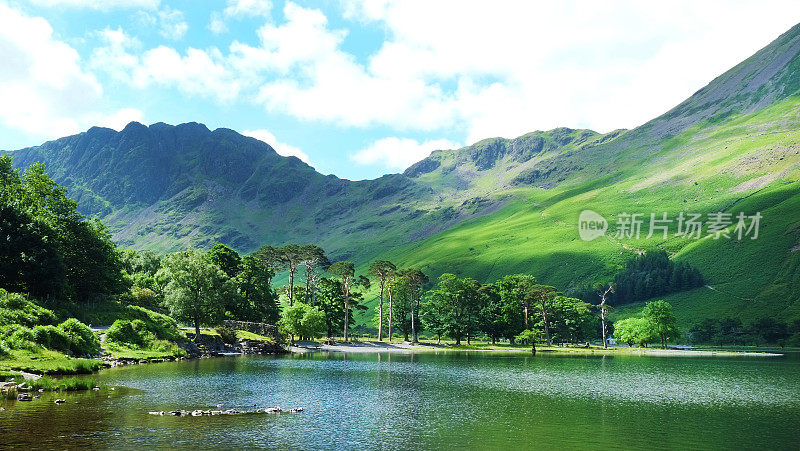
[0,349,104,375]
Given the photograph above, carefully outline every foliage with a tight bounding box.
[515,328,544,345]
[57,318,100,355]
[613,317,658,347]
[0,289,57,327]
[233,255,279,323]
[642,300,680,348]
[207,243,241,278]
[158,249,233,339]
[215,326,238,344]
[279,302,326,341]
[607,251,704,306]
[0,157,126,302]
[424,274,483,345]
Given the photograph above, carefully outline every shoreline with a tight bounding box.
[289,341,785,357]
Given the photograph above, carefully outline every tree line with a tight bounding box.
[3,155,793,349]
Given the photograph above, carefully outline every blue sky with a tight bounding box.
[2,0,800,180]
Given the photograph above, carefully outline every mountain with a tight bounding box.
[6,24,800,327]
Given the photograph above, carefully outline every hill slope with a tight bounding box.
[6,23,800,328]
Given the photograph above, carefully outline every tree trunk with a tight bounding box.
[194,318,200,342]
[343,296,350,343]
[410,293,417,343]
[378,281,385,341]
[288,267,295,306]
[541,297,552,346]
[523,304,529,328]
[387,283,393,342]
[532,340,536,355]
[601,304,608,349]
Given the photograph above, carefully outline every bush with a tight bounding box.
[0,290,57,327]
[5,326,39,351]
[105,319,152,347]
[30,325,73,353]
[0,339,9,357]
[58,318,100,355]
[215,326,238,344]
[122,306,183,342]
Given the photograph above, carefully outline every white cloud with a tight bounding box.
[87,0,800,159]
[224,0,272,18]
[92,28,239,101]
[28,0,159,9]
[208,12,228,34]
[137,6,188,40]
[95,108,144,131]
[351,137,459,169]
[156,7,188,40]
[0,2,115,139]
[242,129,310,163]
[209,0,272,35]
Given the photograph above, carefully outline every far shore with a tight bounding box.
[289,340,785,357]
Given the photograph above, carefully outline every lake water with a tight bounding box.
[1,351,799,449]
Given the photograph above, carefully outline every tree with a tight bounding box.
[299,244,329,305]
[0,202,65,297]
[398,268,428,343]
[158,250,233,341]
[613,317,657,347]
[235,255,279,323]
[328,261,370,342]
[495,275,535,343]
[478,283,506,344]
[496,274,536,329]
[369,260,396,341]
[525,284,559,346]
[279,244,303,306]
[545,296,595,344]
[279,302,326,343]
[515,328,544,355]
[597,283,614,349]
[316,278,345,338]
[420,289,449,344]
[207,243,241,278]
[642,300,679,348]
[426,274,483,345]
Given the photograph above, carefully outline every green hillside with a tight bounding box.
[6,24,800,329]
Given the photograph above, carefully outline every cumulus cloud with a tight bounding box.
[92,28,239,101]
[0,3,141,141]
[209,0,272,35]
[351,137,460,169]
[68,0,800,164]
[136,6,188,40]
[224,0,272,18]
[242,129,310,163]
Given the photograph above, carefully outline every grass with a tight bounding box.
[0,349,104,375]
[16,375,97,392]
[235,330,276,343]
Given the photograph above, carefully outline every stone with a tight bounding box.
[54,399,66,404]
[17,393,32,401]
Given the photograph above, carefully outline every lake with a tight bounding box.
[1,351,799,449]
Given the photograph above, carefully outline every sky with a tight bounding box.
[2,1,800,180]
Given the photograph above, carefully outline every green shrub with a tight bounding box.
[0,290,57,327]
[58,318,100,355]
[105,319,152,347]
[30,325,72,353]
[5,326,40,351]
[122,306,183,342]
[215,326,238,344]
[0,339,9,358]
